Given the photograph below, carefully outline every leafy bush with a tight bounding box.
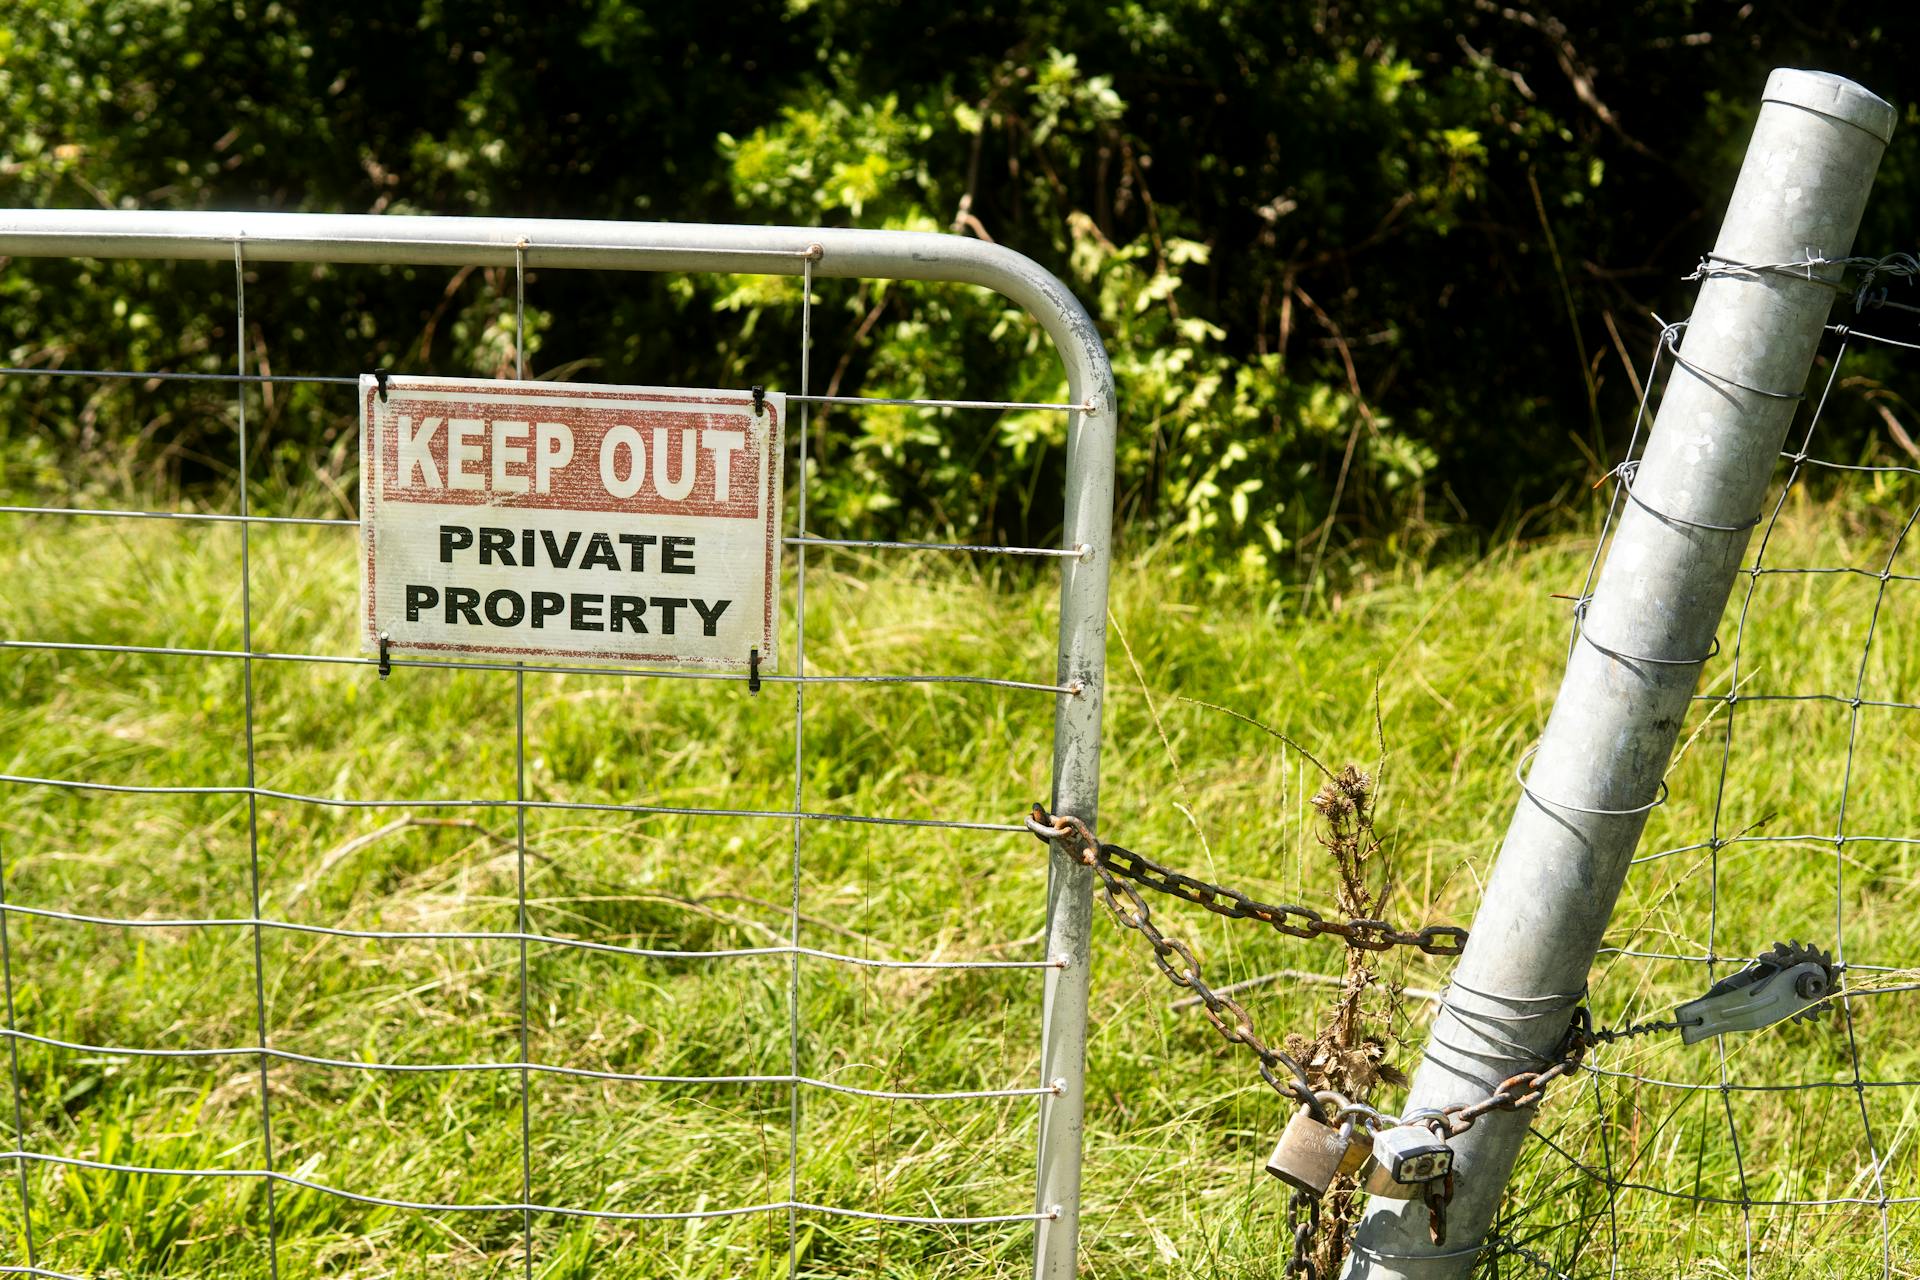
[5,2,1920,582]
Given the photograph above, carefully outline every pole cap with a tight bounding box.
[1764,69,1897,145]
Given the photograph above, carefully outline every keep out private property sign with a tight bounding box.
[360,376,784,668]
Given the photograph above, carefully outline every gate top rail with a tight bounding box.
[0,209,1115,426]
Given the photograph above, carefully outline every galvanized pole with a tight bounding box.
[1344,69,1894,1278]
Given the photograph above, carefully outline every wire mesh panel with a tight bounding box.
[1491,277,1920,1279]
[0,215,1115,1279]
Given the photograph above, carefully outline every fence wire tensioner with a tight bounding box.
[1674,940,1839,1043]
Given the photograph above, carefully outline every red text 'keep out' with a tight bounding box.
[382,400,761,518]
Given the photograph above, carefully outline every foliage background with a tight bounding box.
[5,2,1920,579]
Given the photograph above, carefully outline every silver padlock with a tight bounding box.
[1265,1107,1372,1195]
[1363,1121,1454,1196]
[1363,1158,1423,1199]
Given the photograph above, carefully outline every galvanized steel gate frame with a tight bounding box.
[0,211,1115,1279]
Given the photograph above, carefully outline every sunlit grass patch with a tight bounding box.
[1,493,1916,1275]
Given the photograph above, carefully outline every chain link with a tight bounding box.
[1429,1005,1698,1137]
[1434,1052,1585,1137]
[1025,806,1703,1268]
[1422,1171,1456,1245]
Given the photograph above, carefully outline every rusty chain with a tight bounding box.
[1025,806,1327,1113]
[1434,1048,1585,1138]
[1026,805,1613,1140]
[1422,1171,1456,1246]
[1024,805,1691,1269]
[1285,1186,1320,1279]
[1426,1007,1697,1136]
[1028,807,1470,957]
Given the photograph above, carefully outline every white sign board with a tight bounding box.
[360,375,784,669]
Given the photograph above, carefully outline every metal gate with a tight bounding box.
[0,212,1114,1278]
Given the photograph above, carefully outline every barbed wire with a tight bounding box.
[1686,249,1920,316]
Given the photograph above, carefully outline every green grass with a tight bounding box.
[2,485,1919,1278]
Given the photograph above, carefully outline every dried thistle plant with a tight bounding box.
[1286,763,1408,1273]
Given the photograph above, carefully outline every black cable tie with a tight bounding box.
[748,647,762,694]
[378,632,392,680]
[374,368,391,402]
[751,385,766,417]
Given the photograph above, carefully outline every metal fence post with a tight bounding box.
[1344,69,1895,1278]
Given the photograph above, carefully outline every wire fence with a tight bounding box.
[1487,274,1920,1278]
[12,227,1916,1278]
[0,226,1111,1278]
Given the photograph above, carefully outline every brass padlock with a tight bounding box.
[1266,1107,1372,1195]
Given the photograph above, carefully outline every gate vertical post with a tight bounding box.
[1345,69,1894,1278]
[1032,377,1116,1277]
